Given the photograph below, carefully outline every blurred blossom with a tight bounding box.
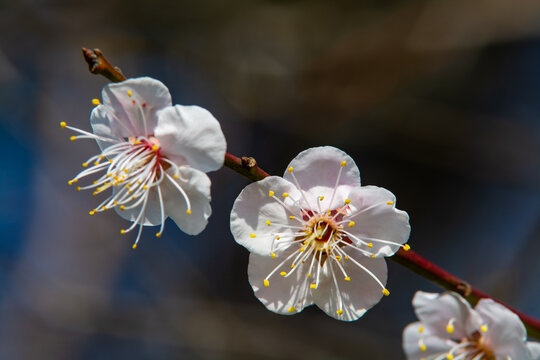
[62,77,226,247]
[231,146,410,320]
[403,291,540,360]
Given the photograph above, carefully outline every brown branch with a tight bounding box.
[82,48,126,83]
[82,47,540,340]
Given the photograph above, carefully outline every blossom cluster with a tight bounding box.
[62,76,539,355]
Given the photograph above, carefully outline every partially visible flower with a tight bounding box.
[61,77,226,247]
[230,146,410,321]
[403,291,540,360]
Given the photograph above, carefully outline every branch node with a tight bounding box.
[241,157,257,169]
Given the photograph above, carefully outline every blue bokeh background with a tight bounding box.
[0,1,539,358]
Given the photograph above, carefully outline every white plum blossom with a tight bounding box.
[230,146,411,321]
[403,291,540,360]
[61,77,226,247]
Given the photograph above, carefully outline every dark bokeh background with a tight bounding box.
[1,0,539,359]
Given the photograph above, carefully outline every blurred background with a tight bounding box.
[1,0,540,358]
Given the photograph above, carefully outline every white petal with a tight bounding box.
[101,77,172,137]
[527,342,540,360]
[155,105,227,172]
[346,185,410,257]
[162,166,211,235]
[90,105,123,152]
[230,176,301,256]
[283,147,361,197]
[412,291,483,340]
[114,186,163,226]
[403,322,456,360]
[312,255,387,321]
[475,299,530,359]
[248,248,314,315]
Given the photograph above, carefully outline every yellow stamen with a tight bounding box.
[120,205,125,211]
[280,272,287,276]
[420,344,426,352]
[344,199,351,204]
[127,90,132,97]
[344,277,351,281]
[382,289,390,296]
[446,354,454,360]
[60,122,66,128]
[336,309,343,315]
[271,252,276,259]
[348,221,355,227]
[319,196,324,201]
[386,201,394,205]
[265,220,271,226]
[403,244,410,251]
[289,215,294,219]
[70,136,76,141]
[186,209,192,214]
[269,190,274,197]
[82,162,88,167]
[249,233,256,238]
[282,193,289,197]
[446,324,455,334]
[371,254,375,258]
[310,284,317,289]
[288,307,295,313]
[340,161,347,167]
[418,326,424,333]
[156,233,161,238]
[152,145,158,151]
[287,166,293,173]
[92,98,100,105]
[263,279,269,287]
[132,243,137,249]
[120,230,126,234]
[481,324,488,333]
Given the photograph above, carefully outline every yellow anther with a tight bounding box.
[94,161,100,166]
[287,166,293,173]
[382,289,390,296]
[186,209,192,215]
[403,244,411,251]
[156,233,162,238]
[371,254,376,258]
[269,190,274,197]
[446,354,454,360]
[82,162,88,167]
[481,324,488,333]
[134,140,141,145]
[265,220,271,226]
[152,145,158,151]
[250,233,256,238]
[418,326,424,333]
[263,279,270,287]
[173,174,179,179]
[276,236,280,240]
[288,307,295,313]
[344,199,351,204]
[120,230,126,234]
[132,243,137,249]
[290,264,295,268]
[102,206,107,210]
[92,98,100,105]
[335,255,341,261]
[68,180,73,185]
[344,276,351,281]
[310,284,317,289]
[348,221,355,227]
[282,193,289,197]
[143,185,148,190]
[307,273,311,277]
[271,252,276,259]
[420,344,426,352]
[336,309,344,315]
[70,136,76,141]
[345,256,349,260]
[280,272,287,276]
[289,215,295,219]
[89,210,95,215]
[319,196,324,201]
[386,201,394,205]
[120,205,125,211]
[60,122,66,128]
[446,324,455,334]
[76,186,81,191]
[340,160,347,167]
[299,247,305,252]
[127,90,132,97]
[367,243,373,248]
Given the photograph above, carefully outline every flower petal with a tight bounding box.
[527,342,540,360]
[162,166,212,235]
[155,105,227,172]
[230,176,301,256]
[312,255,387,321]
[283,147,361,206]
[248,248,314,315]
[346,185,410,257]
[402,322,455,360]
[412,291,483,340]
[474,299,530,359]
[101,77,172,137]
[90,105,124,151]
[113,185,163,226]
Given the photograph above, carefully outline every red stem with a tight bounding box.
[81,47,540,339]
